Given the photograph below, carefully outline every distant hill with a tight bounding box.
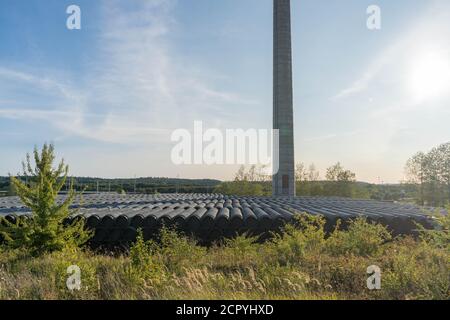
[0,176,417,202]
[0,176,222,195]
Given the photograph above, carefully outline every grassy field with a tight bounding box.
[0,214,448,300]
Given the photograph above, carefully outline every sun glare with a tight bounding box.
[409,50,450,102]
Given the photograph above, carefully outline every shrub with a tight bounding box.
[270,213,326,265]
[157,227,206,273]
[416,209,449,250]
[326,218,392,257]
[127,230,166,286]
[312,254,371,296]
[380,238,449,300]
[214,181,267,196]
[216,234,262,270]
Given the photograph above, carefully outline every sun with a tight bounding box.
[409,50,450,102]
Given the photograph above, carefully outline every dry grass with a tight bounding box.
[0,215,448,300]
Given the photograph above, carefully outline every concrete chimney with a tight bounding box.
[273,0,296,197]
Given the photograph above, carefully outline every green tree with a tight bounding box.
[295,163,307,182]
[435,143,450,204]
[405,143,450,206]
[307,164,320,182]
[405,152,427,205]
[325,162,356,197]
[214,165,270,196]
[325,162,356,182]
[0,144,92,255]
[296,163,322,196]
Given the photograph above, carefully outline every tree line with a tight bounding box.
[3,142,449,206]
[214,162,420,202]
[215,162,375,199]
[216,142,450,206]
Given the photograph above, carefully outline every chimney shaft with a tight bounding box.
[273,0,296,197]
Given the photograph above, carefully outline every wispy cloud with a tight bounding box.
[0,0,256,145]
[0,67,81,102]
[331,44,399,101]
[302,130,361,143]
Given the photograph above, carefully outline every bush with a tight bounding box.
[215,235,262,270]
[127,230,167,286]
[380,238,449,300]
[416,209,449,250]
[326,218,392,257]
[270,214,326,265]
[214,181,268,196]
[157,227,206,273]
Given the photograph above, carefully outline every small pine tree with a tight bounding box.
[0,144,92,255]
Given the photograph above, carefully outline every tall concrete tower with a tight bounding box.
[273,0,296,197]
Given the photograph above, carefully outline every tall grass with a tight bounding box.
[0,214,448,300]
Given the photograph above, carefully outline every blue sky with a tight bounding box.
[0,0,449,182]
